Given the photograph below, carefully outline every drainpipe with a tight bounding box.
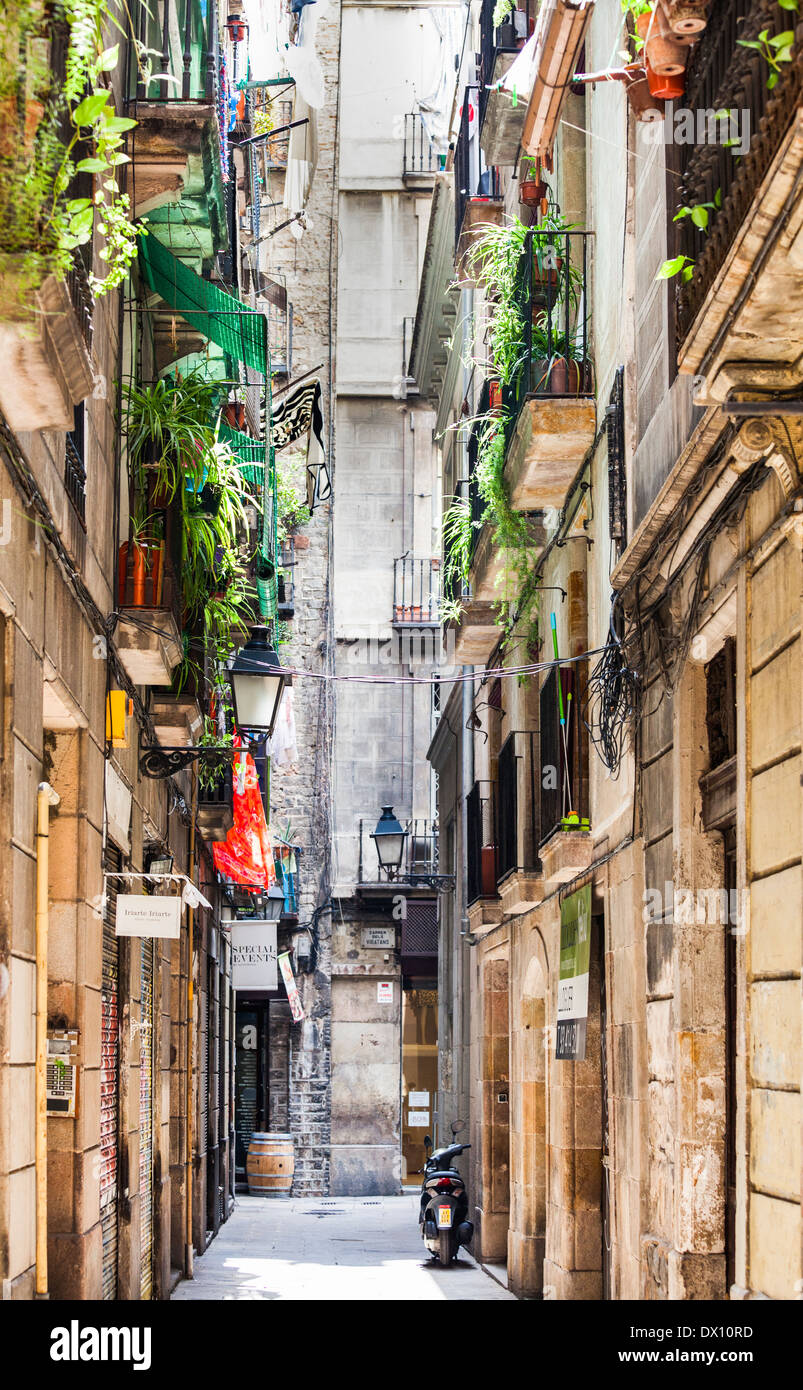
[458,669,473,1122]
[185,770,199,1279]
[35,782,60,1300]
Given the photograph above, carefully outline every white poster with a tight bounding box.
[377,981,393,1003]
[115,894,181,939]
[232,921,278,991]
[409,1091,429,1107]
[408,1111,430,1128]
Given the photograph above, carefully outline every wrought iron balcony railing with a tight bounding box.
[478,0,537,129]
[403,112,438,179]
[497,730,540,881]
[539,661,590,844]
[455,85,502,250]
[357,819,452,891]
[66,249,94,355]
[393,557,441,626]
[674,0,803,345]
[466,779,498,906]
[128,0,219,102]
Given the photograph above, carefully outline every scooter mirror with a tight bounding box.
[451,1119,466,1137]
[424,1135,432,1151]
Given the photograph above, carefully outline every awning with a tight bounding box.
[139,234,269,374]
[502,0,595,159]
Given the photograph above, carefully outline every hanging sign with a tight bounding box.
[231,921,278,991]
[407,1111,430,1128]
[115,894,181,939]
[556,883,592,1060]
[278,950,304,1022]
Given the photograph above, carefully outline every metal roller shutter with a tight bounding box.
[100,846,121,1301]
[139,938,154,1300]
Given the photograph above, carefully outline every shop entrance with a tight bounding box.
[233,996,291,1186]
[401,984,438,1182]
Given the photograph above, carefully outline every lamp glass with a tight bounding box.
[371,805,407,873]
[229,627,285,736]
[265,884,285,921]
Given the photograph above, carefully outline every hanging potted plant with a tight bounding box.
[488,380,504,412]
[519,158,547,207]
[632,6,687,98]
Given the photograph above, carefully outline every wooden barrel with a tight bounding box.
[246,1132,294,1197]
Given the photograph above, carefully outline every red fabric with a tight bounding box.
[212,748,276,889]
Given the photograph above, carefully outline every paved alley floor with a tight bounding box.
[171,1193,517,1301]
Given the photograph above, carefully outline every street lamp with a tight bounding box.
[229,627,287,739]
[371,805,408,879]
[265,881,285,921]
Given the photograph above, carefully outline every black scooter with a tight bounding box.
[419,1122,474,1266]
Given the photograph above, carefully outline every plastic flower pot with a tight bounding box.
[488,381,503,411]
[118,540,164,607]
[645,61,685,99]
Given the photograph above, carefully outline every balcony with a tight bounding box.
[0,249,95,433]
[496,730,542,915]
[538,661,591,883]
[126,0,225,248]
[479,0,537,166]
[278,538,295,620]
[357,819,452,894]
[442,504,503,665]
[115,503,184,686]
[403,113,440,188]
[466,779,505,936]
[198,767,235,840]
[674,0,803,399]
[454,85,503,260]
[501,229,596,511]
[393,557,441,627]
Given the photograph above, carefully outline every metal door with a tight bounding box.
[100,847,121,1300]
[139,937,155,1299]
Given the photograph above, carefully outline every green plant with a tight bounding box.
[441,493,474,620]
[0,0,140,306]
[492,0,515,28]
[656,188,722,281]
[737,23,796,90]
[274,448,311,548]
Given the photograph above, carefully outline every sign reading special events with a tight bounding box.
[231,921,278,991]
[115,893,181,939]
[556,884,592,1060]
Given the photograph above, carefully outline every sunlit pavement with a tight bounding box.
[171,1194,517,1301]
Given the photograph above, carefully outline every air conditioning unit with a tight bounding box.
[46,1031,79,1117]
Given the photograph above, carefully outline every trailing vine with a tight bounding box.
[0,0,140,311]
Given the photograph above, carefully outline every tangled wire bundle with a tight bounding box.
[583,595,640,776]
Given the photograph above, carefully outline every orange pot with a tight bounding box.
[645,61,685,100]
[489,381,503,411]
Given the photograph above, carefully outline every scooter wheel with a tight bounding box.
[438,1230,453,1266]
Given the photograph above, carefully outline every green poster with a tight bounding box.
[556,883,592,1060]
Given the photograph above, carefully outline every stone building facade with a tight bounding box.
[416,0,803,1301]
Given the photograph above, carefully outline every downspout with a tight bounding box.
[35,782,60,1300]
[185,770,199,1279]
[458,669,473,1128]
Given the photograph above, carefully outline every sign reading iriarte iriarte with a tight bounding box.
[231,921,278,991]
[115,894,181,939]
[556,883,592,1060]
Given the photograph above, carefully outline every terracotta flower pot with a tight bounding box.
[223,402,246,430]
[627,74,664,121]
[549,357,581,395]
[646,32,687,75]
[488,381,503,411]
[645,61,685,100]
[118,540,164,607]
[520,179,547,206]
[665,1,708,35]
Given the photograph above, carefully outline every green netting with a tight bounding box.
[140,234,268,373]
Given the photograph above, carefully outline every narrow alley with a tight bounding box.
[170,1196,516,1302]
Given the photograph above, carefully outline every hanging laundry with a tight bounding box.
[269,688,298,767]
[212,747,276,889]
